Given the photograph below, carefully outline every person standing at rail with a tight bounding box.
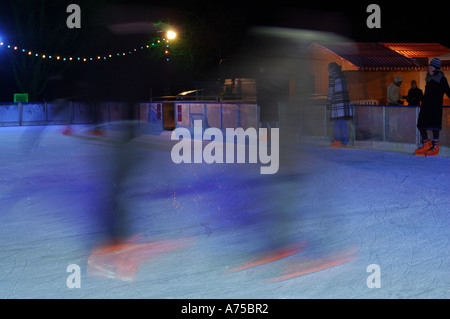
[415,58,450,156]
[327,62,353,148]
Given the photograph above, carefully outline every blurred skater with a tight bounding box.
[227,28,356,281]
[86,105,141,280]
[86,103,189,281]
[256,63,285,134]
[19,98,72,153]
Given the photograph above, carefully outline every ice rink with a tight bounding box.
[1,124,449,299]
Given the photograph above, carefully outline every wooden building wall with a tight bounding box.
[343,71,422,104]
[308,43,450,105]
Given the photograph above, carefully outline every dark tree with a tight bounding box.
[2,0,104,101]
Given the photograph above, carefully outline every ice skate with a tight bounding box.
[268,247,356,283]
[425,140,439,156]
[226,241,307,273]
[87,128,105,136]
[87,236,192,281]
[330,140,341,148]
[414,140,431,156]
[62,126,73,135]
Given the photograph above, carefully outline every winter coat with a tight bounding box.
[326,70,352,119]
[407,87,423,106]
[417,71,450,130]
[387,83,403,105]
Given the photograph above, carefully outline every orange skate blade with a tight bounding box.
[226,241,307,273]
[88,237,193,281]
[267,248,356,283]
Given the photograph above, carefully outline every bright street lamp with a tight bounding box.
[167,30,177,40]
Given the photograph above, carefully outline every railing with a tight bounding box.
[138,101,259,131]
[0,101,151,126]
[0,101,259,131]
[0,101,95,126]
[301,101,450,154]
[2,100,449,156]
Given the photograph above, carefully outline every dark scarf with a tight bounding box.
[426,71,444,83]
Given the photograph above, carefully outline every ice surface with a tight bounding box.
[0,125,449,298]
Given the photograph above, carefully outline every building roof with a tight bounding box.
[381,43,450,58]
[316,42,450,71]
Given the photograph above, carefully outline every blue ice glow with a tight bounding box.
[2,124,449,298]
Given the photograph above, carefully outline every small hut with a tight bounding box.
[308,42,450,105]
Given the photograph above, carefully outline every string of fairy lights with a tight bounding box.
[0,30,176,63]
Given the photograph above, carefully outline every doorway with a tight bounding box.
[163,102,175,130]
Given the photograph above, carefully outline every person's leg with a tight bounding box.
[419,128,429,142]
[340,119,349,146]
[432,129,439,141]
[333,120,339,141]
[426,130,440,156]
[331,120,340,146]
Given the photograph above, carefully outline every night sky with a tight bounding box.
[0,0,448,102]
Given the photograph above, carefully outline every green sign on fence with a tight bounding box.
[14,93,28,103]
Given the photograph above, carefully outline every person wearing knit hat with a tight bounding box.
[429,57,442,70]
[415,58,450,156]
[387,76,406,105]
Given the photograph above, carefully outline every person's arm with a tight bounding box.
[442,76,450,99]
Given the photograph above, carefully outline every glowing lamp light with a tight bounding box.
[167,30,176,39]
